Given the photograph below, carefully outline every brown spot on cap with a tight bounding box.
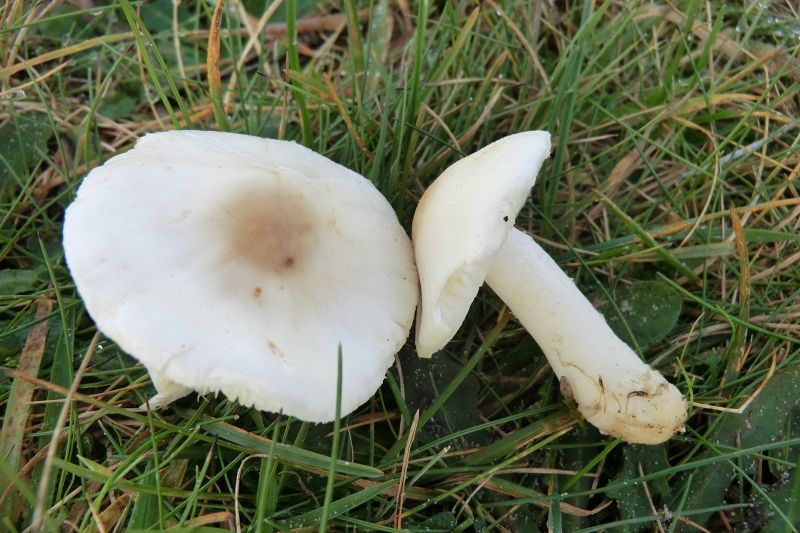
[253,286,262,298]
[267,340,288,362]
[221,179,317,275]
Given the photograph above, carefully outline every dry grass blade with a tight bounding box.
[478,477,613,516]
[234,453,268,533]
[588,145,646,219]
[486,0,548,83]
[265,9,369,36]
[636,4,800,80]
[638,463,666,533]
[0,33,133,79]
[729,209,752,376]
[394,409,419,530]
[223,0,286,110]
[184,511,235,528]
[30,331,101,532]
[692,351,778,414]
[96,492,131,532]
[0,298,52,520]
[207,0,228,130]
[324,76,370,157]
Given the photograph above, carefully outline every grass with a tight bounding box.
[1,0,799,530]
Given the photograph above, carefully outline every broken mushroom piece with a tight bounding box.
[413,131,687,444]
[63,130,419,423]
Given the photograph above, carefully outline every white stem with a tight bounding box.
[485,228,687,444]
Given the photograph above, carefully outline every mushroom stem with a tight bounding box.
[485,228,687,445]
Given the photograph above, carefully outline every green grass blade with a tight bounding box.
[319,345,344,532]
[196,415,382,478]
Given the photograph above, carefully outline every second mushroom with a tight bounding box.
[412,131,688,445]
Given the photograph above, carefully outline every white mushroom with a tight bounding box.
[63,130,419,423]
[412,131,687,444]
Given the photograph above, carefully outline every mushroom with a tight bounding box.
[412,131,687,444]
[63,130,419,423]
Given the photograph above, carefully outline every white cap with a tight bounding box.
[63,131,419,422]
[412,131,551,357]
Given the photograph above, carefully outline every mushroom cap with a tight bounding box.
[63,130,419,422]
[412,131,551,357]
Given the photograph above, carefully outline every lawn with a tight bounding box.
[1,0,799,531]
